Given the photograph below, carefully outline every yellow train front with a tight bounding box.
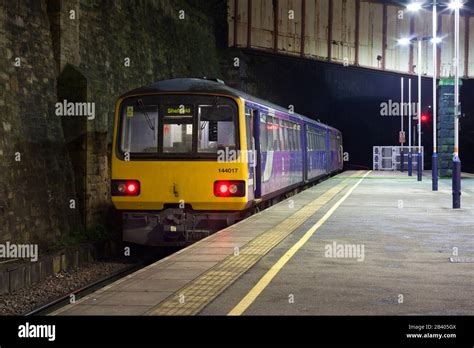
[111,78,343,246]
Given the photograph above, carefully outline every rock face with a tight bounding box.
[0,0,223,250]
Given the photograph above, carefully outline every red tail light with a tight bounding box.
[112,180,140,196]
[214,180,245,197]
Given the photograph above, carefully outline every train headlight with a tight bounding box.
[214,180,245,197]
[112,180,140,196]
[117,183,126,193]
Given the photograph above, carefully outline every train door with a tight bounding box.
[338,135,344,169]
[252,109,262,199]
[303,124,308,182]
[325,129,330,173]
[246,108,262,199]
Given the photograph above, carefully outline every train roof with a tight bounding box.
[121,78,340,133]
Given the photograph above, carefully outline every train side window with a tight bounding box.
[291,126,295,151]
[245,108,253,153]
[296,125,301,151]
[273,118,279,151]
[291,123,295,151]
[283,121,289,151]
[260,113,268,152]
[288,123,294,151]
[306,130,311,151]
[278,119,284,151]
[267,116,274,151]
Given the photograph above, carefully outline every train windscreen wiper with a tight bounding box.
[136,98,155,132]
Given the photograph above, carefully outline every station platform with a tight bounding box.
[53,170,474,316]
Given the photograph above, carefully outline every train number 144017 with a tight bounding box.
[218,168,238,174]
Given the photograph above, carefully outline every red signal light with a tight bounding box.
[421,114,429,123]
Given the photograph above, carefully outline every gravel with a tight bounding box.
[0,261,130,315]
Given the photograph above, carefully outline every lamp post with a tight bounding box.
[417,38,422,181]
[402,1,445,182]
[408,79,413,176]
[398,35,428,181]
[432,0,439,191]
[449,0,462,208]
[400,77,405,172]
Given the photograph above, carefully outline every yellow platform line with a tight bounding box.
[146,171,365,316]
[228,170,371,315]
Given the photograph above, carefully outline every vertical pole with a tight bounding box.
[247,0,252,47]
[300,0,306,57]
[355,0,360,66]
[453,4,461,208]
[408,79,413,176]
[401,77,405,172]
[417,39,423,181]
[432,0,438,191]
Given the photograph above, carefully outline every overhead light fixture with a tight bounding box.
[406,2,423,12]
[448,0,463,10]
[398,38,411,46]
[430,37,442,44]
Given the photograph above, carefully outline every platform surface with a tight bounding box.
[54,170,474,316]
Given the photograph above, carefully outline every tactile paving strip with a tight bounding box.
[146,171,364,315]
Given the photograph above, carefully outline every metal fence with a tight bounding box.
[373,146,424,171]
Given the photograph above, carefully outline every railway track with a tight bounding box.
[24,246,178,316]
[24,262,144,316]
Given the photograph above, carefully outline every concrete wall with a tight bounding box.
[0,0,223,251]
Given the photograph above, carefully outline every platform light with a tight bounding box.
[398,38,411,46]
[430,36,442,44]
[448,0,463,10]
[407,2,423,12]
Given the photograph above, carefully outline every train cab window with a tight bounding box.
[120,106,159,153]
[162,117,193,154]
[198,105,236,153]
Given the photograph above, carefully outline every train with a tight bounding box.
[111,78,343,246]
